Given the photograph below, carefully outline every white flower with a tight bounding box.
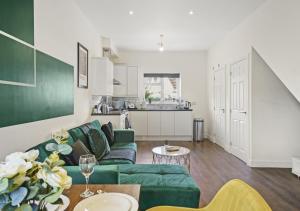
[5,150,39,162]
[24,150,39,161]
[37,166,72,189]
[0,158,32,179]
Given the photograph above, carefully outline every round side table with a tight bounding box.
[152,146,191,172]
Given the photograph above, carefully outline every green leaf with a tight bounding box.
[16,204,32,211]
[57,144,72,155]
[10,187,28,206]
[10,173,26,192]
[0,178,9,193]
[45,143,58,152]
[43,188,63,204]
[26,185,39,200]
[52,160,65,167]
[0,194,9,209]
[3,204,16,211]
[15,204,33,211]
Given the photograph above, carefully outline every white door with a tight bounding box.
[129,111,148,136]
[127,66,138,97]
[230,59,248,163]
[174,111,193,136]
[213,67,226,148]
[161,111,175,136]
[148,112,161,136]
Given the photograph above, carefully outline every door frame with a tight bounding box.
[229,57,250,164]
[213,65,226,148]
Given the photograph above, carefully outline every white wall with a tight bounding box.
[207,0,300,167]
[251,50,300,167]
[117,50,209,137]
[208,0,300,102]
[0,0,102,159]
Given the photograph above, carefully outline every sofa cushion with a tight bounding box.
[102,149,136,164]
[111,142,137,152]
[68,140,92,165]
[90,120,102,131]
[119,164,200,211]
[68,127,91,150]
[87,129,110,161]
[101,123,114,146]
[98,159,134,165]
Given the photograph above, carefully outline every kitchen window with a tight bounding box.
[144,73,181,104]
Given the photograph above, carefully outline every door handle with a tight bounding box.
[240,111,247,114]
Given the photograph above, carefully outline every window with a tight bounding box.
[144,73,181,104]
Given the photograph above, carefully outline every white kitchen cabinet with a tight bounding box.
[161,111,175,136]
[127,66,139,97]
[130,111,148,136]
[174,111,193,136]
[113,64,127,97]
[148,112,161,136]
[113,64,138,97]
[91,57,113,96]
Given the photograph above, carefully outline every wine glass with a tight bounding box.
[79,154,96,198]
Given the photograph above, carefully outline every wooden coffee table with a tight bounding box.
[64,184,141,210]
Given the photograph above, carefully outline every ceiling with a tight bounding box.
[74,0,266,51]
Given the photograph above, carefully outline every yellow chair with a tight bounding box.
[147,179,272,211]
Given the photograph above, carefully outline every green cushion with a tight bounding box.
[119,164,200,211]
[90,120,102,131]
[111,142,137,152]
[68,127,90,150]
[87,129,110,161]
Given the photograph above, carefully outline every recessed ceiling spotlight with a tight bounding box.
[189,10,194,15]
[129,10,134,15]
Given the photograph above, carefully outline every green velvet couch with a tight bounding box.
[65,164,200,211]
[29,120,200,211]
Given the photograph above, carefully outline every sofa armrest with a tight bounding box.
[114,129,135,143]
[64,165,120,184]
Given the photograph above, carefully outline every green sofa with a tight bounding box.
[29,120,200,211]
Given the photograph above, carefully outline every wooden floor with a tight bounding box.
[136,140,300,211]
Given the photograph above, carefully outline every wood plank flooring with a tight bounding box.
[136,140,300,211]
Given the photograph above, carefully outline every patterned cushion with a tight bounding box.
[87,129,110,161]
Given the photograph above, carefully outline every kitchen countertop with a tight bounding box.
[91,110,123,116]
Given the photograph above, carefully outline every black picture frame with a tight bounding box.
[77,42,88,88]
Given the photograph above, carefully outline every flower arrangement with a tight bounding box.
[0,142,72,210]
[46,129,72,155]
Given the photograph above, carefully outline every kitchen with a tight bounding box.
[90,38,208,141]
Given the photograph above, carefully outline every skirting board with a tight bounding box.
[248,160,292,168]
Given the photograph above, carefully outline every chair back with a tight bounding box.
[205,179,272,211]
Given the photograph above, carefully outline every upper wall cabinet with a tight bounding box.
[0,0,34,45]
[113,64,138,97]
[91,57,113,96]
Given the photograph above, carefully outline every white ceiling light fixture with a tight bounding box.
[129,10,134,15]
[189,10,194,15]
[158,34,164,52]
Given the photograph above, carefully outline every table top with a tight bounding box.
[64,184,141,210]
[152,146,190,156]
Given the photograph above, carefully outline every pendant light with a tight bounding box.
[158,34,164,52]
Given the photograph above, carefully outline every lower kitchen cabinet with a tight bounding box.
[129,110,192,140]
[174,111,193,136]
[161,111,175,136]
[148,112,161,136]
[129,111,148,136]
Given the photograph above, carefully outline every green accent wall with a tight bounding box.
[0,51,74,128]
[0,34,35,84]
[0,0,34,45]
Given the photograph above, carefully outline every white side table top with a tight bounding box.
[152,146,190,157]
